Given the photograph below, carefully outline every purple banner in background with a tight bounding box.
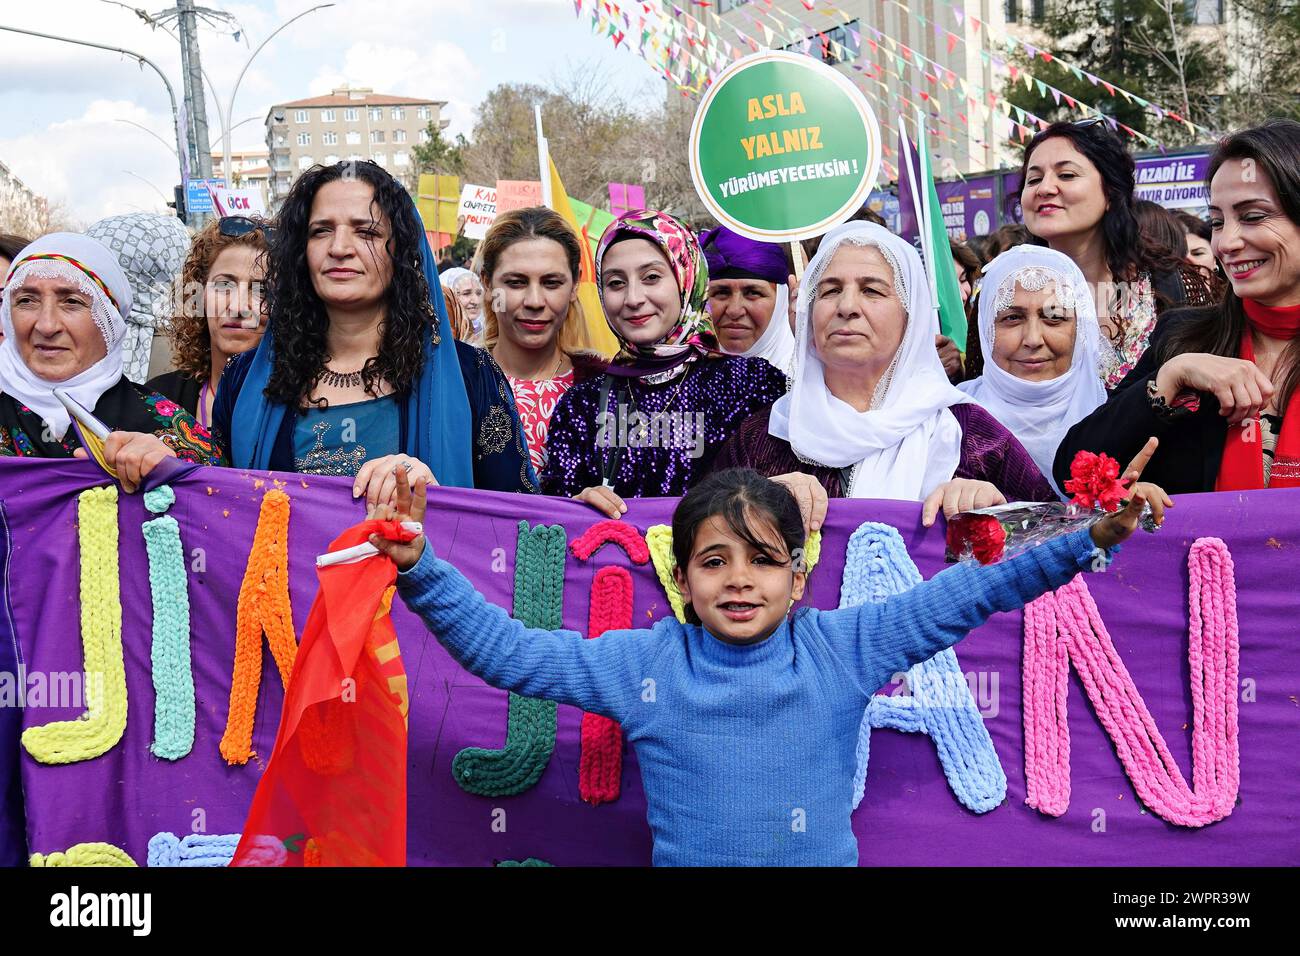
[1,458,1297,866]
[935,176,1000,240]
[1134,153,1210,211]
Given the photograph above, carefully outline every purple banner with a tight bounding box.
[1134,152,1210,211]
[935,176,999,240]
[1,458,1297,866]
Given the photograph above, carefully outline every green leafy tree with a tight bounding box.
[1219,0,1300,125]
[1004,0,1228,147]
[412,123,468,179]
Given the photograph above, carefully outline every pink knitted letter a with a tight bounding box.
[1022,537,1240,828]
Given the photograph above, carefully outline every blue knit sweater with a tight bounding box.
[396,526,1107,866]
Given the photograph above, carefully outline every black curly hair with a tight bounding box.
[263,159,435,406]
[1019,121,1188,286]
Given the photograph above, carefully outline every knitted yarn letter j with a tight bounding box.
[451,521,563,797]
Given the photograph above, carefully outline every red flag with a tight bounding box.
[232,520,415,867]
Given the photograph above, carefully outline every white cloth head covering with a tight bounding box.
[85,213,190,383]
[440,267,484,340]
[0,233,132,438]
[769,221,972,500]
[957,245,1106,496]
[737,283,795,375]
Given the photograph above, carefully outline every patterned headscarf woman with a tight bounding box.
[86,213,191,383]
[595,209,720,378]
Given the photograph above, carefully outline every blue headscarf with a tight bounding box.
[229,199,474,485]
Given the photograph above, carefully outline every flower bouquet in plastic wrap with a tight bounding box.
[945,450,1160,565]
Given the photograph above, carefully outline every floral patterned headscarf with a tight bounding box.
[595,209,721,376]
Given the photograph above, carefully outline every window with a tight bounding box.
[1031,0,1046,18]
[297,132,311,146]
[393,129,407,143]
[1005,0,1018,21]
[391,106,405,121]
[272,110,285,124]
[346,130,361,145]
[347,153,362,162]
[1184,0,1223,22]
[344,107,358,122]
[393,151,409,167]
[294,109,309,123]
[370,129,385,144]
[298,155,314,170]
[369,107,383,122]
[324,154,339,165]
[323,130,338,145]
[417,105,431,121]
[321,109,336,123]
[371,152,386,166]
[418,128,431,144]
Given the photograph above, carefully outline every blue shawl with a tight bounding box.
[229,206,473,486]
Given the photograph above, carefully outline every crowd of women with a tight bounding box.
[2,116,1297,515]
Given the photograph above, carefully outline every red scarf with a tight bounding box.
[233,519,414,866]
[1216,300,1300,490]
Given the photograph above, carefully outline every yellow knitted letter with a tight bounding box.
[22,486,128,764]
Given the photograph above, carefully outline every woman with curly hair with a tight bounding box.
[212,160,535,500]
[147,217,269,428]
[1019,120,1212,387]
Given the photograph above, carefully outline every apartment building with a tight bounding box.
[265,85,450,206]
[712,0,1011,176]
[0,159,46,235]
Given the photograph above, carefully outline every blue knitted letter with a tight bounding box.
[840,523,1006,813]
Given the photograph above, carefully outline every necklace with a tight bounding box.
[319,366,364,388]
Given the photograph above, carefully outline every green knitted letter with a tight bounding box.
[452,521,563,796]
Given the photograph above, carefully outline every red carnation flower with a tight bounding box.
[946,514,1007,565]
[1064,450,1126,512]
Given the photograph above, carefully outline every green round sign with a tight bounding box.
[689,50,882,243]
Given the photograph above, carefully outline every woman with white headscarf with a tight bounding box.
[0,233,221,489]
[440,266,486,345]
[699,225,796,375]
[958,245,1107,497]
[713,221,1056,526]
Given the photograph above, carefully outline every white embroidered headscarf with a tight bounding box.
[441,267,485,342]
[957,245,1106,496]
[0,233,132,438]
[769,221,972,500]
[738,283,795,375]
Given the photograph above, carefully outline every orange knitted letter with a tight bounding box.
[219,489,298,765]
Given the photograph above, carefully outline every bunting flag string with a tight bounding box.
[575,0,991,164]
[686,0,1195,148]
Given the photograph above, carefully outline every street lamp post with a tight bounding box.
[0,23,194,226]
[216,4,335,199]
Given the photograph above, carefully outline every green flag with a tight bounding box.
[917,120,968,349]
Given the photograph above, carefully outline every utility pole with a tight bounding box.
[177,0,214,179]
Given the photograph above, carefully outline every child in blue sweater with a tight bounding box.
[374,459,1167,866]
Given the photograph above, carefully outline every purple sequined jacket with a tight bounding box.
[712,403,1057,501]
[541,356,789,498]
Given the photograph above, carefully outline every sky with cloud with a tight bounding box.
[0,0,664,224]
